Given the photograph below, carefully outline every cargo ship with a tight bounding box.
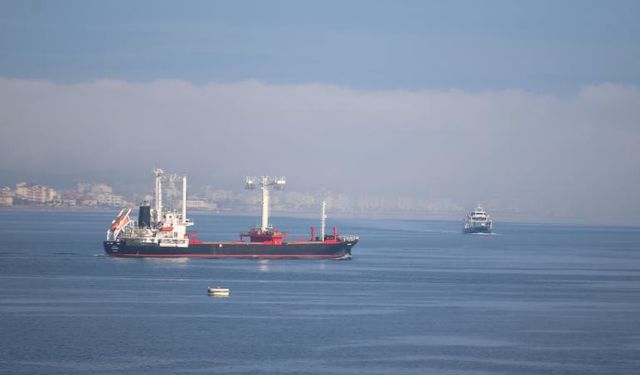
[103,169,358,259]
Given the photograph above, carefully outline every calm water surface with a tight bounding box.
[1,210,639,374]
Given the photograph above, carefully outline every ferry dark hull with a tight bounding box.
[103,239,357,259]
[463,226,492,234]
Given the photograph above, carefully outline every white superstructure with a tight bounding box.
[106,169,193,247]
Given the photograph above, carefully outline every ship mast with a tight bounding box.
[154,168,164,223]
[245,176,286,232]
[320,200,327,241]
[262,184,270,231]
[182,176,187,224]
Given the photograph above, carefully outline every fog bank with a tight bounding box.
[1,78,638,224]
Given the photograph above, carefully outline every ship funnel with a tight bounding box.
[138,203,151,228]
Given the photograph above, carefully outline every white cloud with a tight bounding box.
[1,78,639,223]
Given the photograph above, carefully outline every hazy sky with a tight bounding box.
[1,1,639,224]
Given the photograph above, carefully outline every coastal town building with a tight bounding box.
[0,187,14,206]
[14,182,59,203]
[76,183,129,208]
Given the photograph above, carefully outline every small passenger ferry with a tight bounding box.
[463,205,493,234]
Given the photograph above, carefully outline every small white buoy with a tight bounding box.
[207,287,230,297]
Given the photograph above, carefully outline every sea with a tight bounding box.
[1,210,639,374]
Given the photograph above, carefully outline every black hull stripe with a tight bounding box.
[103,240,357,259]
[106,253,344,259]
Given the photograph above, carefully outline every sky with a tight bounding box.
[1,0,639,224]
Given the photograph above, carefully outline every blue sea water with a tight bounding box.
[0,210,639,374]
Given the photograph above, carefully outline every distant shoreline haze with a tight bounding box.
[0,180,631,227]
